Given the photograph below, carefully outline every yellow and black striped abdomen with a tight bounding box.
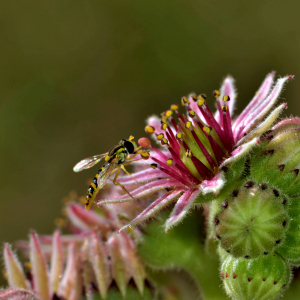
[85,168,102,210]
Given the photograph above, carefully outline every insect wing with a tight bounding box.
[73,153,108,172]
[97,159,118,189]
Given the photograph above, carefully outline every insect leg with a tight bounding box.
[110,167,134,198]
[121,164,137,183]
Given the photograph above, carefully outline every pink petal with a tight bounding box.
[165,189,200,231]
[0,289,42,300]
[119,233,146,295]
[89,231,111,299]
[3,243,29,289]
[30,231,50,300]
[233,72,275,138]
[97,178,185,205]
[66,203,112,234]
[215,76,236,123]
[49,230,63,295]
[117,168,167,185]
[58,242,81,300]
[236,104,287,146]
[119,189,185,232]
[107,235,128,297]
[237,76,292,140]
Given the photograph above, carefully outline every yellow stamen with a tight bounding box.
[213,90,220,97]
[166,158,173,166]
[151,163,158,169]
[157,133,164,140]
[140,151,150,160]
[186,150,192,157]
[181,96,189,106]
[197,97,205,106]
[162,123,168,131]
[162,138,168,145]
[203,126,212,134]
[222,105,228,112]
[189,110,196,118]
[191,94,197,101]
[145,125,155,134]
[171,104,179,110]
[176,132,183,140]
[165,110,173,117]
[223,95,230,101]
[185,121,192,129]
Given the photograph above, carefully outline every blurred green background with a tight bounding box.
[0,0,299,275]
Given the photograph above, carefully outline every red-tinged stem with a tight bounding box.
[169,116,178,132]
[190,154,214,180]
[205,134,226,164]
[151,145,169,161]
[223,109,234,149]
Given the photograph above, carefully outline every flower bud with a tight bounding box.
[221,253,291,300]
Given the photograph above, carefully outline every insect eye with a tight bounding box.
[124,141,134,154]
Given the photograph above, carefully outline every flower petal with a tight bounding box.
[215,76,236,123]
[89,231,111,299]
[237,76,292,140]
[49,229,63,295]
[233,72,275,138]
[98,178,185,205]
[0,288,42,300]
[119,233,146,295]
[164,188,200,232]
[30,231,50,300]
[237,103,287,146]
[117,168,167,185]
[107,235,128,297]
[3,243,29,290]
[58,242,81,300]
[220,137,260,168]
[66,203,112,234]
[119,189,184,232]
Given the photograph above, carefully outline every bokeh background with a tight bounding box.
[0,0,300,284]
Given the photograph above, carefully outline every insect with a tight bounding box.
[73,136,148,210]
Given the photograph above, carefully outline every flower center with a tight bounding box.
[145,92,235,187]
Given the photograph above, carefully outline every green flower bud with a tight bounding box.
[221,253,291,300]
[215,183,288,259]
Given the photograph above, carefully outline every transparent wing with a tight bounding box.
[97,160,117,189]
[73,153,108,172]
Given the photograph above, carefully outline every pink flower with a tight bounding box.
[97,73,293,232]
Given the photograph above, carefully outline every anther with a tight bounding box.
[165,110,173,117]
[161,138,169,145]
[186,150,192,158]
[166,158,173,166]
[161,118,167,124]
[223,95,230,101]
[273,189,280,197]
[185,121,192,129]
[222,105,228,112]
[161,123,168,131]
[157,133,164,141]
[145,125,155,134]
[181,96,189,106]
[203,126,212,134]
[199,94,206,100]
[244,181,255,188]
[191,94,197,101]
[150,163,158,169]
[140,151,150,160]
[171,104,179,110]
[213,90,220,97]
[189,110,196,118]
[176,132,183,140]
[197,96,205,106]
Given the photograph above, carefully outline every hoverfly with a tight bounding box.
[73,136,148,210]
